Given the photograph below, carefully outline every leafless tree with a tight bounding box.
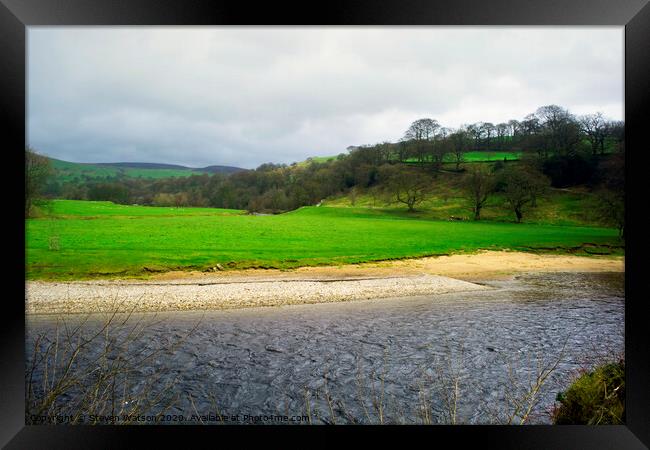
[404,118,440,141]
[480,123,496,150]
[430,127,452,171]
[449,129,470,170]
[535,105,581,157]
[379,164,432,212]
[496,123,509,147]
[462,165,496,220]
[508,119,521,139]
[500,165,548,222]
[579,112,607,155]
[25,146,52,217]
[404,118,440,164]
[466,123,483,150]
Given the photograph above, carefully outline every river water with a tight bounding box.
[26,272,624,425]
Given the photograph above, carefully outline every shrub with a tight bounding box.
[552,360,624,424]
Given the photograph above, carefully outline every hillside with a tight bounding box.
[49,158,245,182]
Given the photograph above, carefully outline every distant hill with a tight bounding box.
[93,161,245,174]
[197,165,245,174]
[93,162,192,170]
[49,158,246,182]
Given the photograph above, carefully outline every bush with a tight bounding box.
[542,153,599,187]
[87,182,131,204]
[552,360,625,424]
[26,309,201,424]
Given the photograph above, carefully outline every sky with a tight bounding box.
[28,27,624,169]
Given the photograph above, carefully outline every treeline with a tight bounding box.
[35,104,623,226]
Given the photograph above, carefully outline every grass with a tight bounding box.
[296,152,520,168]
[295,155,338,166]
[404,151,522,164]
[26,199,622,280]
[327,174,606,228]
[50,158,209,182]
[552,360,625,425]
[43,200,244,218]
[446,151,522,162]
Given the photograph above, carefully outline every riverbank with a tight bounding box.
[25,251,623,315]
[152,250,624,282]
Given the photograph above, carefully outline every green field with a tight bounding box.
[26,200,622,280]
[298,152,521,167]
[405,151,522,164]
[295,155,338,166]
[41,200,244,218]
[50,158,210,181]
[449,151,522,162]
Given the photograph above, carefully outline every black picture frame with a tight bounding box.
[3,0,649,447]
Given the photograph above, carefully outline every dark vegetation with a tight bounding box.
[552,360,625,425]
[25,147,53,218]
[29,105,624,232]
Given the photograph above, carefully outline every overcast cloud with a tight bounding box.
[28,27,623,169]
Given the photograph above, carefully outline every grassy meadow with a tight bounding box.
[26,199,622,280]
[402,150,522,164]
[448,150,522,162]
[330,182,603,227]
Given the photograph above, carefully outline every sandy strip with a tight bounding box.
[25,251,624,315]
[149,250,623,282]
[26,275,490,315]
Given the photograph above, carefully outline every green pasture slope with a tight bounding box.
[326,185,604,227]
[42,200,243,218]
[295,155,338,166]
[302,152,522,167]
[50,159,209,181]
[26,200,622,280]
[405,151,522,164]
[450,151,522,162]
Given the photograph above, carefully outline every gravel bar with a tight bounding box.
[25,275,490,315]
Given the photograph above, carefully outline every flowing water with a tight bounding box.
[26,272,624,425]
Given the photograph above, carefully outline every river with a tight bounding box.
[25,271,624,425]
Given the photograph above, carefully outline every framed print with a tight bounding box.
[2,0,649,447]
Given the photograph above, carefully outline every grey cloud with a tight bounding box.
[28,27,623,169]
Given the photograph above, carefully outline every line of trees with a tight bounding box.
[31,104,624,234]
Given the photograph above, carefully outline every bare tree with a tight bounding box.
[404,118,440,141]
[466,123,483,150]
[480,123,496,150]
[449,129,470,171]
[430,127,452,172]
[462,165,496,220]
[579,112,607,155]
[25,146,52,218]
[404,118,440,164]
[535,105,581,157]
[520,166,551,207]
[500,165,547,222]
[496,123,509,147]
[379,164,432,212]
[508,119,521,140]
